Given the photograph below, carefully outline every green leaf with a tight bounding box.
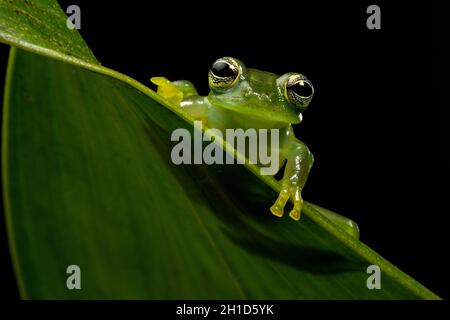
[1,0,439,299]
[0,0,97,63]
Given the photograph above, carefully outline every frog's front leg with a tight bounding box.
[270,136,313,221]
[151,77,208,119]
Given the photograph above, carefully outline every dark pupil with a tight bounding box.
[290,81,313,97]
[211,61,236,78]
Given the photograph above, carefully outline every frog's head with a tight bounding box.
[207,57,314,124]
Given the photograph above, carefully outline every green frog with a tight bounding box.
[151,57,350,228]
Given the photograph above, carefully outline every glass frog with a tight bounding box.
[151,57,353,229]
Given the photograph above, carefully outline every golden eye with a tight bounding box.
[284,74,314,110]
[208,57,240,90]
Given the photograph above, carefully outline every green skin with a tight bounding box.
[154,57,355,228]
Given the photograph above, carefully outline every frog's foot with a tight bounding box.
[270,189,290,217]
[270,186,304,221]
[288,187,303,221]
[150,77,184,105]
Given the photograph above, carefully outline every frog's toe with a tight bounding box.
[289,188,303,221]
[270,203,284,217]
[270,189,290,218]
[289,202,302,221]
[289,209,301,221]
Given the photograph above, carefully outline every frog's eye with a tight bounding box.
[284,74,314,110]
[208,57,241,90]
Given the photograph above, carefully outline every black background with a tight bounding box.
[0,0,444,299]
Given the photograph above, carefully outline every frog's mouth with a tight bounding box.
[207,94,302,124]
